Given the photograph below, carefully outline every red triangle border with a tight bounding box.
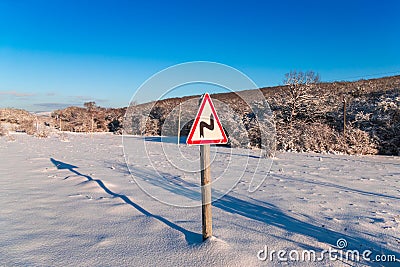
[186,93,228,145]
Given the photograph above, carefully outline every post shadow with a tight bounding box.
[50,158,202,245]
[127,165,400,266]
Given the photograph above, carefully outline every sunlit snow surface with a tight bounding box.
[0,133,399,266]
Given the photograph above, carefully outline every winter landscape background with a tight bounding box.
[1,1,399,266]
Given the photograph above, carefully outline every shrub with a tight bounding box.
[0,124,7,136]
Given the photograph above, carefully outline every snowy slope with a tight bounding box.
[0,133,399,266]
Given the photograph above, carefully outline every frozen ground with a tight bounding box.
[0,133,399,266]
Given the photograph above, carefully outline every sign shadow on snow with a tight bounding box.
[127,165,399,266]
[50,158,202,245]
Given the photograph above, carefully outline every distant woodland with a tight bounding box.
[1,75,399,155]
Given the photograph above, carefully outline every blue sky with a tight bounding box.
[0,0,399,111]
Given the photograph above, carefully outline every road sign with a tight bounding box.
[186,93,228,145]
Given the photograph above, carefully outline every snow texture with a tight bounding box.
[0,133,399,266]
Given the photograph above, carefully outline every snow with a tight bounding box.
[0,133,399,266]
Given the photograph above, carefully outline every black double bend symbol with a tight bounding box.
[200,114,214,138]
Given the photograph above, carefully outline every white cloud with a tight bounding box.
[0,90,36,97]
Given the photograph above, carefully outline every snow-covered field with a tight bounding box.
[0,133,399,266]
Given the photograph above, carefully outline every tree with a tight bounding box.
[283,70,320,125]
[84,102,97,133]
[84,101,97,111]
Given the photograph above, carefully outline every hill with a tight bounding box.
[125,75,400,155]
[1,75,399,155]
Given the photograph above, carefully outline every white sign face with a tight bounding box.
[186,93,228,145]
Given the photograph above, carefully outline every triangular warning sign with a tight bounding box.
[186,93,228,145]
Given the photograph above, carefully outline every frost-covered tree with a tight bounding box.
[249,99,276,156]
[283,70,320,125]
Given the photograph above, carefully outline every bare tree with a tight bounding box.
[283,70,320,125]
[84,101,97,133]
[84,101,97,110]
